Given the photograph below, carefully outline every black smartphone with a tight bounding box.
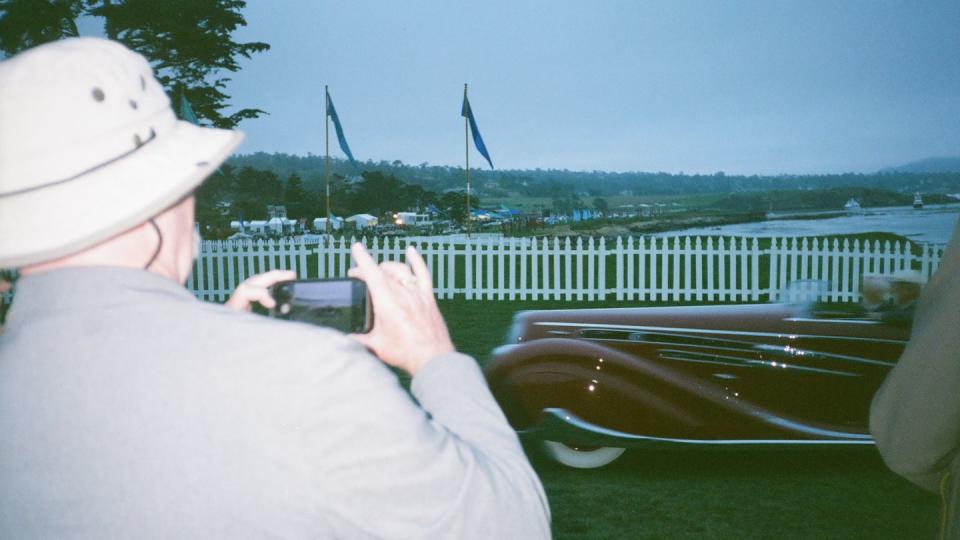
[269,278,372,333]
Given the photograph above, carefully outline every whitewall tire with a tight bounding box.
[541,440,626,469]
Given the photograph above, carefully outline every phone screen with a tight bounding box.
[270,279,371,333]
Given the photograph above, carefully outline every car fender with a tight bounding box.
[485,338,865,442]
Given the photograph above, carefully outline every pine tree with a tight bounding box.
[0,0,268,128]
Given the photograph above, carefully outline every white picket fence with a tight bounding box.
[186,235,946,304]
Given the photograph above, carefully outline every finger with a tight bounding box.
[244,270,296,287]
[350,243,396,308]
[226,279,252,309]
[228,284,278,310]
[405,246,433,291]
[252,288,277,309]
[350,243,386,287]
[224,291,254,311]
[379,261,413,281]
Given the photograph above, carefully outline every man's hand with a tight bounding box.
[225,270,297,312]
[347,243,454,376]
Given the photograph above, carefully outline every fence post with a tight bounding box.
[485,237,494,301]
[779,238,789,301]
[798,237,808,281]
[344,236,354,274]
[214,240,226,300]
[818,238,829,289]
[683,236,692,302]
[852,238,863,301]
[841,239,852,301]
[224,240,237,292]
[718,237,727,302]
[613,236,630,301]
[516,237,523,300]
[575,237,585,301]
[658,236,666,301]
[632,236,640,301]
[540,237,549,301]
[586,236,595,301]
[205,239,217,301]
[382,236,392,263]
[497,236,506,301]
[728,237,739,303]
[599,236,607,301]
[553,237,562,300]
[766,236,777,302]
[872,239,882,275]
[462,237,471,300]
[318,236,328,278]
[531,237,540,300]
[933,244,945,276]
[277,238,288,271]
[787,237,797,286]
[667,237,677,302]
[737,236,748,302]
[637,236,647,302]
[447,237,457,299]
[433,239,444,299]
[706,236,716,301]
[694,236,703,302]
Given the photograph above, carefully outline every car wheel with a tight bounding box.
[541,440,626,469]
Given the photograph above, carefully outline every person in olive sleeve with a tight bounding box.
[871,216,960,539]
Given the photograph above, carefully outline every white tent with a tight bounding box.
[346,214,378,229]
[313,216,344,231]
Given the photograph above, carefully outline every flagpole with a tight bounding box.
[464,83,471,239]
[324,85,331,236]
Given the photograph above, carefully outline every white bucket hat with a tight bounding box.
[0,37,244,268]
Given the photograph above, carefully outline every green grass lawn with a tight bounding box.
[437,298,940,539]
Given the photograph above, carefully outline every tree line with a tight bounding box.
[229,152,960,200]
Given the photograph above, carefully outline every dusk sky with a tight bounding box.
[86,1,960,175]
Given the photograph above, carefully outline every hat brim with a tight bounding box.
[0,120,244,268]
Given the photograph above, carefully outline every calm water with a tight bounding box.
[656,204,960,245]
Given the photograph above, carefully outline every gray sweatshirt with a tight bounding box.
[0,267,551,539]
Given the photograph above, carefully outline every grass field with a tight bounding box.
[437,298,940,539]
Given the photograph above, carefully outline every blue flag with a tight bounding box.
[461,95,494,169]
[180,90,228,177]
[179,91,199,125]
[326,90,357,167]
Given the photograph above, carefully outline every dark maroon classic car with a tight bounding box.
[484,290,912,468]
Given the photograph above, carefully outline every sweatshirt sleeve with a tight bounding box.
[870,218,960,492]
[302,340,551,539]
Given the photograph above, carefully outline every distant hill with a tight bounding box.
[881,156,960,174]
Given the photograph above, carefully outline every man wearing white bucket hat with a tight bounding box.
[0,38,549,539]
